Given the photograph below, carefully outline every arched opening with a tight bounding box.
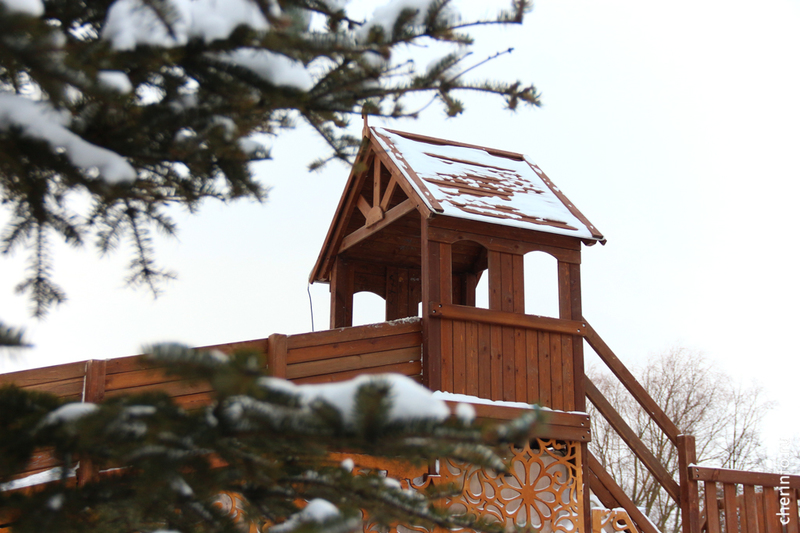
[474,270,489,309]
[523,251,559,318]
[451,240,489,309]
[352,291,386,326]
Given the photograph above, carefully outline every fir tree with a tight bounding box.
[0,345,539,533]
[0,0,539,322]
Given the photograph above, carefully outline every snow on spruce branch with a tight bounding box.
[0,93,137,183]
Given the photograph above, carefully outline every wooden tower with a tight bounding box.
[310,123,604,410]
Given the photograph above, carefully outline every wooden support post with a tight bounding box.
[267,334,288,379]
[77,359,106,486]
[421,218,453,392]
[678,434,701,533]
[330,258,354,328]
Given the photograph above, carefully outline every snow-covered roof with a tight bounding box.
[372,127,604,243]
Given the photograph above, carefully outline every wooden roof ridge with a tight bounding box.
[379,127,526,162]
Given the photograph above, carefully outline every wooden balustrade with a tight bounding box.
[690,467,800,533]
[428,302,586,410]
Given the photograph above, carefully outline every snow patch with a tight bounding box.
[0,94,137,182]
[357,0,456,41]
[258,373,451,425]
[271,499,343,533]
[102,0,272,51]
[432,391,534,410]
[212,49,313,90]
[0,466,77,492]
[98,70,133,94]
[0,0,43,16]
[40,402,99,426]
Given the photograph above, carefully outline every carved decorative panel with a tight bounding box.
[591,508,637,533]
[214,439,584,533]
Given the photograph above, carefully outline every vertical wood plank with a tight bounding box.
[78,359,106,486]
[373,157,381,206]
[386,266,400,321]
[267,334,288,378]
[743,485,759,533]
[762,487,780,533]
[439,242,452,304]
[568,263,585,411]
[723,483,740,533]
[330,258,354,328]
[678,435,701,533]
[490,325,503,401]
[478,322,492,399]
[526,329,539,403]
[550,332,563,410]
[421,218,441,391]
[502,326,515,401]
[500,252,514,312]
[488,250,502,311]
[787,489,799,533]
[441,317,453,392]
[704,481,722,533]
[511,253,525,313]
[465,321,479,396]
[562,335,575,411]
[558,261,572,319]
[538,331,551,407]
[464,272,477,307]
[514,328,526,404]
[452,320,466,394]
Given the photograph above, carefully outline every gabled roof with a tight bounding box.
[310,126,604,284]
[371,127,604,242]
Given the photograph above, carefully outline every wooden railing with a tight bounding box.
[0,319,423,486]
[429,302,585,411]
[690,467,800,533]
[583,320,700,533]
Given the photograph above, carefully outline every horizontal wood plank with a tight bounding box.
[0,361,86,387]
[286,319,421,350]
[291,361,421,385]
[427,226,581,264]
[286,346,421,379]
[430,303,586,335]
[105,367,183,391]
[104,379,213,399]
[690,466,800,489]
[287,331,421,364]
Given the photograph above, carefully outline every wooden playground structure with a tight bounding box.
[2,123,798,533]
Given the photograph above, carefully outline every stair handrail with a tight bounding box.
[583,320,700,533]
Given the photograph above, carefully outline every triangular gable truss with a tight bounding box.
[309,129,428,284]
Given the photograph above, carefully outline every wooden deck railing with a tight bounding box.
[429,302,585,411]
[0,319,423,486]
[690,467,800,533]
[583,320,700,533]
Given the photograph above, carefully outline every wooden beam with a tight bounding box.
[689,466,800,489]
[586,377,681,504]
[373,157,381,207]
[356,195,371,218]
[380,175,398,211]
[678,435,701,533]
[584,321,681,443]
[587,451,662,533]
[429,303,587,336]
[340,198,416,252]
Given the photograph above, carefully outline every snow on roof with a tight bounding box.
[372,127,604,242]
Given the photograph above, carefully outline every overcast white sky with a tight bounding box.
[2,0,799,453]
